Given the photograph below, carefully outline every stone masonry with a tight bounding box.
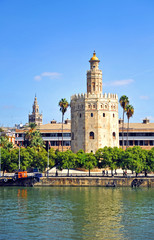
[71,52,119,153]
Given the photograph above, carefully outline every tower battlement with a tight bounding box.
[71,92,118,101]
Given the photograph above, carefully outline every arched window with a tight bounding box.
[103,113,105,117]
[113,132,116,138]
[90,131,94,139]
[79,113,82,118]
[91,113,93,117]
[113,114,115,118]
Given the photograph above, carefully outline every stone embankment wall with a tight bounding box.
[35,177,154,187]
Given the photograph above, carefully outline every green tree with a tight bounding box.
[95,147,113,171]
[124,147,145,176]
[29,130,45,149]
[125,105,134,148]
[32,147,48,172]
[25,123,44,148]
[76,149,87,168]
[58,98,69,152]
[143,148,154,176]
[84,153,97,176]
[119,95,129,149]
[10,148,19,172]
[0,135,13,150]
[1,148,11,175]
[49,148,56,168]
[57,150,76,176]
[24,123,37,146]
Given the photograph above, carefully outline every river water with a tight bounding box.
[0,187,153,240]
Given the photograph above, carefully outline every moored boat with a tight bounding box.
[0,171,42,187]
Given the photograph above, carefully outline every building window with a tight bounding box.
[150,141,154,146]
[91,113,93,117]
[103,113,105,117]
[88,105,90,109]
[72,132,74,140]
[89,131,94,139]
[129,140,133,146]
[144,140,148,146]
[80,113,82,118]
[120,140,122,146]
[93,105,95,108]
[135,141,138,146]
[113,114,115,118]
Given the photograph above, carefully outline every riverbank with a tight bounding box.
[34,176,154,187]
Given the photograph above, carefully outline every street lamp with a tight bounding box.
[18,144,21,170]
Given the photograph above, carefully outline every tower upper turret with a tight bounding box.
[87,51,102,94]
[89,51,100,70]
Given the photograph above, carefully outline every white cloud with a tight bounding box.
[2,105,15,109]
[104,79,134,87]
[34,75,42,81]
[34,72,61,81]
[111,79,134,86]
[140,95,149,100]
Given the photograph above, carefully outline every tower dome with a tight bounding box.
[89,51,100,62]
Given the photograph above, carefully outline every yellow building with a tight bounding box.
[119,118,154,150]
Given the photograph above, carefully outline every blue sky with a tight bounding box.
[0,0,154,126]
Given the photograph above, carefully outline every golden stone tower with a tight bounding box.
[71,52,119,153]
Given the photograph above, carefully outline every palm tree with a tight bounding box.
[125,105,134,148]
[58,98,69,152]
[24,123,37,146]
[119,95,129,149]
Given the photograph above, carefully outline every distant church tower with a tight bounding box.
[71,52,119,153]
[29,95,43,126]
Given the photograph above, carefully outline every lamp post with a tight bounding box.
[18,145,20,170]
[47,141,50,177]
[0,138,1,177]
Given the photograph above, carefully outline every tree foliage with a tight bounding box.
[0,146,154,175]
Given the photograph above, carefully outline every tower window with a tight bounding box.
[92,83,95,91]
[88,105,91,109]
[113,114,115,118]
[113,132,116,138]
[91,113,93,117]
[80,113,82,118]
[103,113,105,117]
[93,105,95,108]
[90,132,94,139]
[72,132,74,140]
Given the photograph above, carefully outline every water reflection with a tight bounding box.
[0,187,153,240]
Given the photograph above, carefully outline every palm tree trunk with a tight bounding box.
[122,109,125,149]
[127,118,129,148]
[62,113,64,152]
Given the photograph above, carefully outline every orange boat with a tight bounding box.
[0,171,42,187]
